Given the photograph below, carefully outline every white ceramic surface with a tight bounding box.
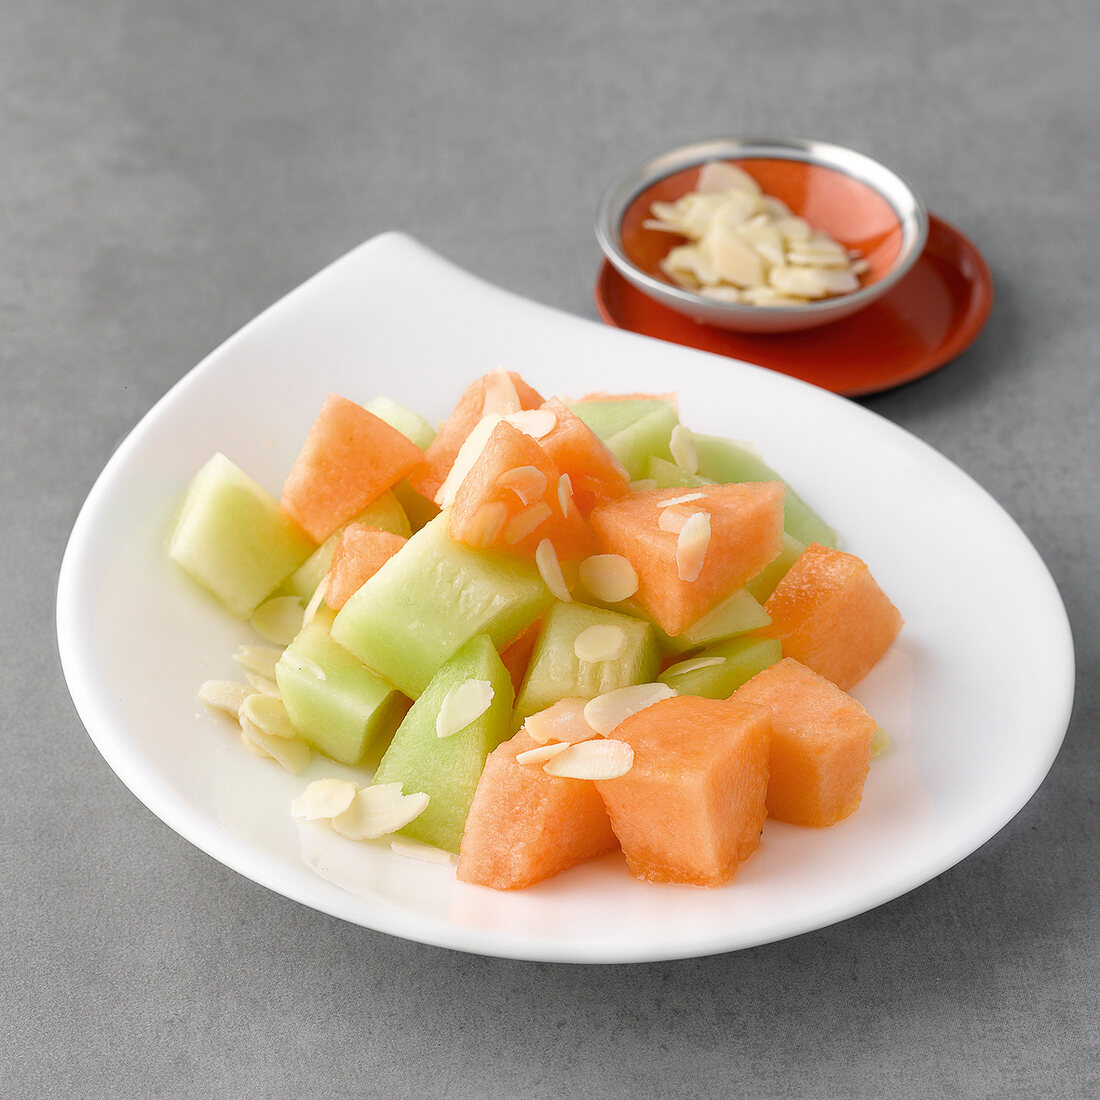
[56,232,1074,963]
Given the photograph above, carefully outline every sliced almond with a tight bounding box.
[557,473,573,516]
[303,574,328,625]
[676,511,711,582]
[696,161,761,195]
[434,413,503,507]
[331,784,430,841]
[291,778,358,820]
[657,492,705,508]
[573,624,629,663]
[436,678,495,738]
[542,738,634,780]
[523,697,595,745]
[240,731,273,759]
[578,554,638,603]
[516,741,572,766]
[481,368,522,416]
[502,502,552,545]
[245,672,281,697]
[496,465,548,506]
[664,655,726,677]
[249,595,304,646]
[535,538,571,603]
[583,683,677,736]
[389,837,456,865]
[503,408,557,440]
[233,644,283,681]
[669,425,698,474]
[658,505,692,534]
[240,693,297,740]
[199,680,252,717]
[239,715,311,774]
[466,500,509,546]
[870,727,892,758]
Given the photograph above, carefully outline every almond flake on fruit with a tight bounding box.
[481,368,523,416]
[249,595,305,645]
[657,492,705,509]
[291,778,358,820]
[468,501,509,546]
[542,738,634,780]
[669,425,698,475]
[239,715,311,774]
[667,656,726,677]
[495,465,548,506]
[436,678,495,738]
[389,837,456,866]
[676,511,711,582]
[535,538,571,603]
[434,413,503,507]
[578,554,638,603]
[557,473,573,516]
[583,683,677,735]
[658,505,692,534]
[199,680,252,717]
[502,502,552,545]
[504,408,557,440]
[302,574,328,626]
[233,644,283,681]
[523,697,595,745]
[573,624,629,663]
[331,785,430,841]
[516,742,572,766]
[240,693,298,740]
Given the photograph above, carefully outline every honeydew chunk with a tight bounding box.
[662,586,772,654]
[363,396,437,451]
[168,453,316,618]
[370,634,514,853]
[646,455,714,490]
[514,602,661,726]
[744,532,805,604]
[659,635,782,698]
[568,398,679,481]
[330,513,552,699]
[276,607,409,766]
[692,434,838,549]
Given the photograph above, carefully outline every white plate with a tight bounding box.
[57,232,1074,963]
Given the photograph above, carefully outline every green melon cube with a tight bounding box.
[693,434,838,548]
[168,453,315,618]
[276,608,409,766]
[744,532,805,604]
[277,489,411,603]
[364,396,436,450]
[661,587,772,654]
[514,601,661,725]
[371,634,513,852]
[659,636,782,698]
[646,455,715,489]
[568,398,679,480]
[330,514,552,698]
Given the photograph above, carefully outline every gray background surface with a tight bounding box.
[4,1,1097,1096]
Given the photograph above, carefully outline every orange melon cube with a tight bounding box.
[733,657,876,826]
[456,728,619,890]
[498,620,542,696]
[588,483,785,637]
[595,695,771,887]
[761,543,903,691]
[281,394,425,542]
[537,398,630,515]
[448,420,594,561]
[324,524,408,611]
[407,371,545,502]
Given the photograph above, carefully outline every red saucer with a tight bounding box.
[595,214,993,397]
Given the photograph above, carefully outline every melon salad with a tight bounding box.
[170,370,903,890]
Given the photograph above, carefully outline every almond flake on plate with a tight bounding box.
[331,784,430,841]
[240,693,298,740]
[542,738,634,780]
[583,683,677,735]
[233,644,283,681]
[535,538,571,603]
[239,715,311,774]
[390,837,456,866]
[245,671,281,697]
[249,595,305,645]
[291,778,358,820]
[578,554,638,603]
[199,680,252,717]
[573,624,629,663]
[676,511,711,582]
[436,678,495,738]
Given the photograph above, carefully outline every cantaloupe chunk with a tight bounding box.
[281,394,426,542]
[733,657,875,826]
[498,620,541,696]
[448,419,594,560]
[325,524,408,611]
[588,483,785,637]
[761,543,903,691]
[537,398,630,515]
[456,728,619,890]
[407,371,545,502]
[595,695,771,887]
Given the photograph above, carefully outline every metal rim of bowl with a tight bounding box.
[594,137,930,320]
